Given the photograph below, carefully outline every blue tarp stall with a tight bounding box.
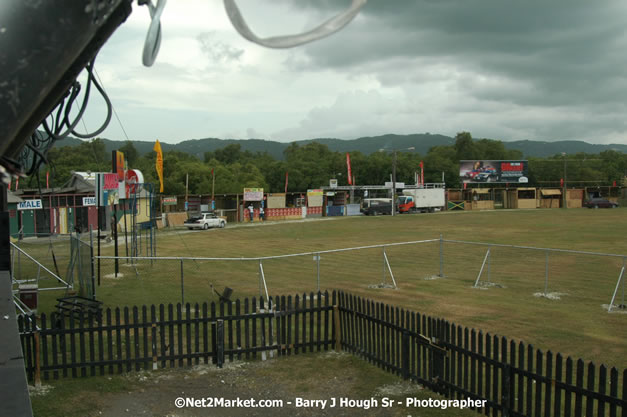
[326,206,344,216]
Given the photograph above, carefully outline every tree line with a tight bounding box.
[34,132,627,195]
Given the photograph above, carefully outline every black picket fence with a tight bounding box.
[19,290,626,417]
[336,291,626,417]
[18,291,334,381]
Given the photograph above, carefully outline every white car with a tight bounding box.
[184,212,226,230]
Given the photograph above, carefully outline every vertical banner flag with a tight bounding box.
[284,171,289,193]
[560,178,564,187]
[154,139,164,192]
[46,171,49,188]
[346,153,352,185]
[420,161,424,186]
[15,177,19,190]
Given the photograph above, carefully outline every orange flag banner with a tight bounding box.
[154,139,164,192]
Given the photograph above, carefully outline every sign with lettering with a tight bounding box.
[103,173,119,190]
[163,197,177,206]
[460,160,529,184]
[18,200,42,210]
[83,197,96,206]
[243,188,264,201]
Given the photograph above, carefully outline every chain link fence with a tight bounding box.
[95,237,626,313]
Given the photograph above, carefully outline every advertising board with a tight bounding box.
[460,160,528,183]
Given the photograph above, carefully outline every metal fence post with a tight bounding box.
[316,253,320,293]
[622,256,626,307]
[382,246,386,285]
[180,259,184,305]
[487,244,492,283]
[439,234,444,277]
[544,250,549,295]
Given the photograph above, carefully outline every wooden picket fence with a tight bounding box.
[19,290,626,417]
[19,292,334,381]
[336,291,626,417]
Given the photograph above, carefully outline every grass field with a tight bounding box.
[15,208,627,370]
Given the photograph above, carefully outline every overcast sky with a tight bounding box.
[79,0,627,145]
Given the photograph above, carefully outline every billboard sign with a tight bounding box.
[460,160,528,183]
[243,188,264,201]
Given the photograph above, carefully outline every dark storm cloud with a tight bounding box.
[289,1,627,108]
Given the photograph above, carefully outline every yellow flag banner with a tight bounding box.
[154,139,164,192]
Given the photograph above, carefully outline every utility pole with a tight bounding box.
[185,173,189,212]
[392,150,397,216]
[562,152,567,209]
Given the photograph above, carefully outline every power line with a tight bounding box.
[93,68,130,141]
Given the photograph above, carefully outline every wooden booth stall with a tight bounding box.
[539,189,562,208]
[467,188,494,210]
[506,187,537,209]
[566,189,584,208]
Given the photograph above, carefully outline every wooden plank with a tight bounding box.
[236,300,242,360]
[309,292,314,353]
[108,308,115,375]
[385,304,391,372]
[458,326,464,400]
[40,314,49,381]
[168,304,175,368]
[294,295,300,355]
[202,303,209,364]
[464,327,469,394]
[51,313,59,380]
[133,307,140,372]
[268,297,274,355]
[176,304,183,367]
[477,331,483,404]
[211,302,217,363]
[535,349,543,417]
[508,339,516,415]
[545,351,553,417]
[78,312,86,377]
[151,305,157,371]
[471,329,477,404]
[69,313,77,378]
[88,311,95,377]
[251,298,257,359]
[620,369,626,417]
[159,304,166,368]
[492,335,499,417]
[316,292,322,352]
[586,362,595,417]
[393,306,399,374]
[598,364,607,417]
[525,344,533,417]
[194,303,200,365]
[554,353,563,417]
[286,296,292,356]
[243,299,250,360]
[185,303,192,366]
[517,342,524,416]
[227,300,234,362]
[143,306,149,371]
[609,367,618,417]
[302,293,307,353]
[60,313,68,378]
[260,298,267,356]
[484,334,491,416]
[124,307,131,372]
[367,301,374,364]
[575,359,584,417]
[565,357,573,417]
[97,310,104,376]
[324,291,329,351]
